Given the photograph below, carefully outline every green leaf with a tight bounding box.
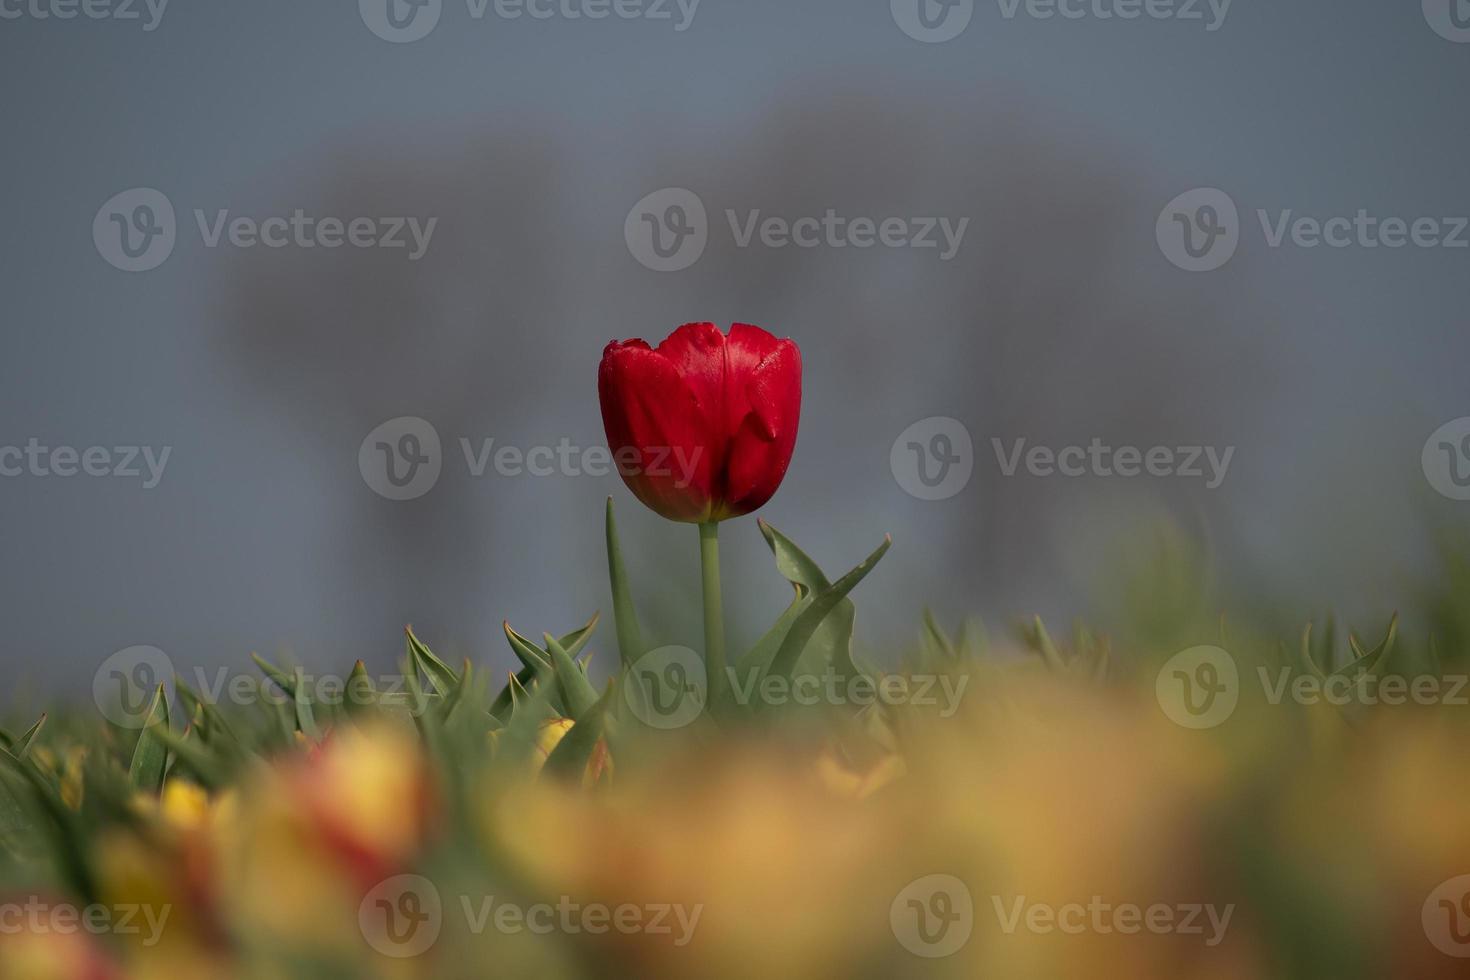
[10,715,46,760]
[735,596,807,678]
[490,665,540,723]
[344,660,378,720]
[752,520,866,682]
[406,626,460,696]
[493,679,557,767]
[147,726,228,790]
[758,519,831,592]
[433,659,473,724]
[1031,617,1065,671]
[1297,623,1326,680]
[504,623,553,675]
[293,667,321,740]
[558,611,601,660]
[0,720,41,840]
[764,535,891,686]
[0,750,96,900]
[402,649,424,705]
[0,774,30,840]
[174,676,240,746]
[922,609,956,660]
[1331,614,1399,681]
[606,497,645,669]
[128,687,171,795]
[504,613,602,714]
[267,688,298,746]
[1319,616,1337,673]
[0,753,65,821]
[251,652,300,698]
[545,633,599,720]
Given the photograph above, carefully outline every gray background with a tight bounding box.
[1,0,1467,694]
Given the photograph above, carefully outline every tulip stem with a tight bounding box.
[698,520,726,711]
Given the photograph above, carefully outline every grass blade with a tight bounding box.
[606,497,645,669]
[128,687,171,794]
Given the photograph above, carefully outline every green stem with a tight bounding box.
[698,520,726,710]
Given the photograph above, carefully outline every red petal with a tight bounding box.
[723,333,801,514]
[598,340,716,521]
[599,323,801,522]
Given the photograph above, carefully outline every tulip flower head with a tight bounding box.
[598,322,801,523]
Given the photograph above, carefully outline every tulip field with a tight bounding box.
[3,325,1470,979]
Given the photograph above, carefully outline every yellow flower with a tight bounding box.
[531,717,613,786]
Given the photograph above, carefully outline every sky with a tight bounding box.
[1,0,1467,695]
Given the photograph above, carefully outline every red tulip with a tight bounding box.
[599,322,802,523]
